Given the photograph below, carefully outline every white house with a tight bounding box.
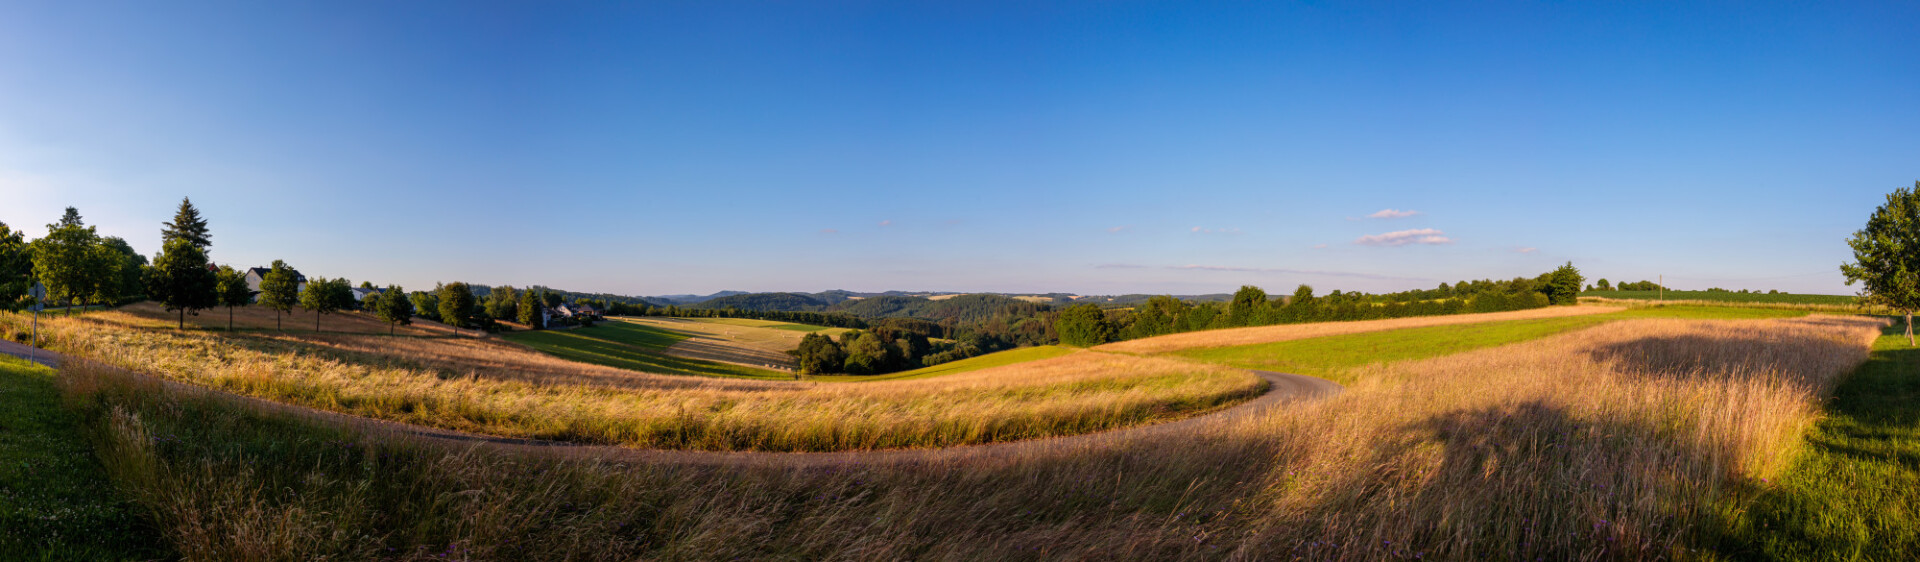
[244,266,307,301]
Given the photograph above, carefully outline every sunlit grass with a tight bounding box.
[48,314,1883,559]
[0,357,163,561]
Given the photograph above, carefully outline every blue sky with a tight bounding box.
[1,1,1914,297]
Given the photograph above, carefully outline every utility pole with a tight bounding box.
[1659,274,1664,301]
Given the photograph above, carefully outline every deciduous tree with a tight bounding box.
[0,221,30,311]
[259,260,301,330]
[301,276,348,332]
[1843,181,1920,345]
[376,285,414,336]
[32,207,119,315]
[438,282,476,336]
[214,265,253,331]
[148,238,218,329]
[1055,303,1116,347]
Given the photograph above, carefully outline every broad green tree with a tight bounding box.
[438,282,476,336]
[300,276,352,332]
[148,238,218,329]
[160,197,211,250]
[1843,181,1920,345]
[0,221,30,311]
[488,285,519,323]
[1055,303,1116,347]
[376,285,414,336]
[410,291,439,323]
[32,207,119,315]
[214,265,253,331]
[101,237,148,301]
[259,260,301,330]
[1228,285,1269,327]
[1543,262,1585,305]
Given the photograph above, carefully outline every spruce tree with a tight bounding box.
[161,197,211,250]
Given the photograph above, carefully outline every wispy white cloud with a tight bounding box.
[1107,225,1132,233]
[878,219,893,227]
[1312,243,1329,249]
[1367,208,1421,219]
[1515,246,1538,253]
[1190,226,1242,234]
[819,228,838,234]
[1355,228,1452,246]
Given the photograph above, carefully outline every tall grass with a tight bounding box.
[1,308,1259,452]
[53,315,1882,559]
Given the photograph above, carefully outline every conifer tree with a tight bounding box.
[161,197,211,250]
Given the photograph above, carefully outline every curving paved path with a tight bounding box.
[0,338,1343,467]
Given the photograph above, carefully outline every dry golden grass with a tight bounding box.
[4,308,1261,452]
[59,314,1884,559]
[113,301,460,336]
[1096,304,1625,354]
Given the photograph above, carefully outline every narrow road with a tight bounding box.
[0,339,1344,467]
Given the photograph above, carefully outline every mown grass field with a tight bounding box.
[26,310,1887,559]
[0,356,164,561]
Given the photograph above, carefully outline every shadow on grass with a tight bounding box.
[1693,319,1920,560]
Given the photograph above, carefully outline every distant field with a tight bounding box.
[1175,305,1810,383]
[504,322,787,380]
[1582,289,1856,305]
[808,345,1075,382]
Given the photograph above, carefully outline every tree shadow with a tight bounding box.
[1585,331,1862,387]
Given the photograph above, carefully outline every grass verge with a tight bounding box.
[1696,320,1920,560]
[0,356,164,560]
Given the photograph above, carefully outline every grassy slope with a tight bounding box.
[1698,322,1920,560]
[0,357,164,560]
[504,323,789,380]
[1176,305,1808,384]
[807,345,1076,382]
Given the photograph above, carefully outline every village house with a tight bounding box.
[243,266,307,301]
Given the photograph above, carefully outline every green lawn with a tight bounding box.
[504,326,788,380]
[1696,321,1920,560]
[1175,305,1811,384]
[0,357,166,560]
[807,345,1076,382]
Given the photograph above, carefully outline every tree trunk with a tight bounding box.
[229,307,234,331]
[1907,312,1913,347]
[179,308,185,330]
[316,312,322,332]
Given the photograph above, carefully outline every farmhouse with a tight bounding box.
[244,266,307,300]
[350,287,384,304]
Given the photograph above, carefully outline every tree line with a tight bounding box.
[1055,263,1586,347]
